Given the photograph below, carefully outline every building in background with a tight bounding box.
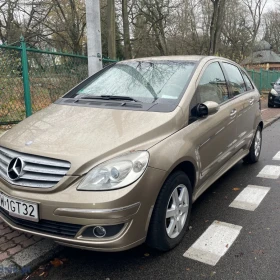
[242,40,280,71]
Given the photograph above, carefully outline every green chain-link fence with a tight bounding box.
[246,69,280,92]
[0,37,117,125]
[1,41,280,126]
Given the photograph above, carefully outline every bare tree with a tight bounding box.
[241,0,268,51]
[107,0,116,59]
[208,0,226,55]
[263,10,280,53]
[122,0,132,59]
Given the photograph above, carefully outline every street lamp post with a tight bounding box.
[85,0,102,76]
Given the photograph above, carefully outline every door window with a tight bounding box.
[241,70,254,91]
[222,63,246,96]
[196,62,229,104]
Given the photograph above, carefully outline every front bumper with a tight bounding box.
[268,93,280,105]
[0,167,166,251]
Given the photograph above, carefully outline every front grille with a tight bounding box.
[0,146,70,188]
[0,208,82,238]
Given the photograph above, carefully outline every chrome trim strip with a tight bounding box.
[57,202,141,214]
[0,146,71,188]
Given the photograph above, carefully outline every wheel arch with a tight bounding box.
[259,121,264,130]
[160,159,197,192]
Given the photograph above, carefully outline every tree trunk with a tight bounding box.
[209,0,218,55]
[107,0,116,59]
[122,0,132,59]
[213,0,226,54]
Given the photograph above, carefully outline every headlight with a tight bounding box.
[77,151,149,191]
[271,89,278,96]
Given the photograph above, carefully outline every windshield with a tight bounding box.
[70,61,196,103]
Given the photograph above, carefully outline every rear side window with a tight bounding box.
[241,70,254,91]
[222,63,246,96]
[196,62,229,104]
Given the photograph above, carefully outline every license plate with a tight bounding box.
[0,193,39,222]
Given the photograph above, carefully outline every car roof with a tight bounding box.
[118,55,206,63]
[118,55,238,64]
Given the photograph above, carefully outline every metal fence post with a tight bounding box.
[20,36,32,117]
[259,68,262,92]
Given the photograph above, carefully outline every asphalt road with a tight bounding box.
[27,120,280,280]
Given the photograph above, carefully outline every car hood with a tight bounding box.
[0,104,184,175]
[274,84,280,93]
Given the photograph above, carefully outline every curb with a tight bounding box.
[263,113,280,129]
[0,240,62,280]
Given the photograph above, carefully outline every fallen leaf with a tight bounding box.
[210,271,216,276]
[225,244,229,248]
[39,272,45,277]
[186,268,190,271]
[253,250,264,255]
[144,253,150,257]
[232,188,240,191]
[50,258,64,267]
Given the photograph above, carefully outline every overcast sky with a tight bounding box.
[265,0,278,10]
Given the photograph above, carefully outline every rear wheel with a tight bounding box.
[243,126,262,163]
[146,171,192,251]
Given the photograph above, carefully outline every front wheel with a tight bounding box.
[146,171,192,251]
[268,102,274,108]
[243,126,262,163]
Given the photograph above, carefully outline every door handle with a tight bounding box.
[249,98,254,105]
[230,109,237,117]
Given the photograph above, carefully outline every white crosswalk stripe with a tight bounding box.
[183,221,242,266]
[183,156,277,266]
[257,165,280,179]
[272,152,280,161]
[229,185,270,211]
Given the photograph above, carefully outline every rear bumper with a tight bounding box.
[0,167,166,251]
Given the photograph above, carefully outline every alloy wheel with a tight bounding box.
[254,130,261,157]
[165,184,189,239]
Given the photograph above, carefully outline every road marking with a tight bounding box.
[229,185,270,211]
[183,221,242,266]
[257,165,280,179]
[273,152,280,160]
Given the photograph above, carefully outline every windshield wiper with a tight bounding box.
[77,95,142,103]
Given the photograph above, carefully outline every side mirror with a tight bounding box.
[204,101,220,115]
[271,82,275,87]
[196,101,219,118]
[196,103,208,118]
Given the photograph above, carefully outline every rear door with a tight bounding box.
[221,63,258,151]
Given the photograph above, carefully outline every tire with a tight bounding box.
[243,126,262,163]
[268,102,274,108]
[146,171,192,251]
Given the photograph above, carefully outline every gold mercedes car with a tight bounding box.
[0,56,262,252]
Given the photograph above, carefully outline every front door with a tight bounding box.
[189,61,238,185]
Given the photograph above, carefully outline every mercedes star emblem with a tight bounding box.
[7,158,24,181]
